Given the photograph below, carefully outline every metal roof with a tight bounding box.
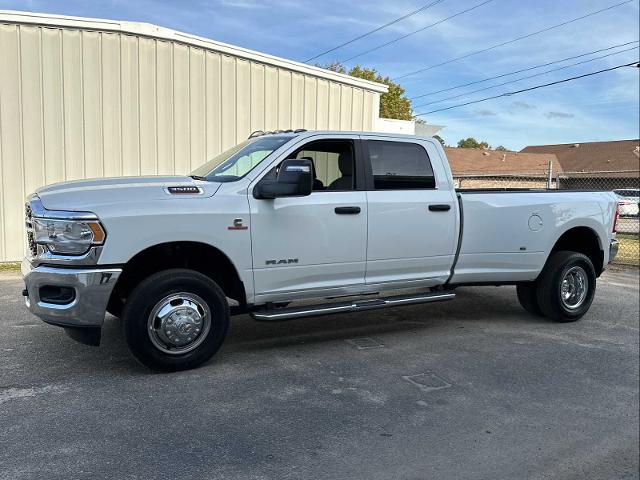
[0,10,389,94]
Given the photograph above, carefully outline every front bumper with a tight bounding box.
[609,239,619,264]
[22,258,122,328]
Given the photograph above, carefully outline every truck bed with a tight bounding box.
[456,188,602,193]
[451,189,617,284]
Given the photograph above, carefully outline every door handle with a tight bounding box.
[335,206,361,215]
[428,204,451,212]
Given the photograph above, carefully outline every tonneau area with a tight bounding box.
[451,189,617,284]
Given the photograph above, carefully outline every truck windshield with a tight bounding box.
[190,136,293,182]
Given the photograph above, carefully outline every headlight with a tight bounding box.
[32,218,105,255]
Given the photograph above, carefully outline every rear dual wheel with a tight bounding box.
[517,251,596,322]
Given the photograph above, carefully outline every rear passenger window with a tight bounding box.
[366,140,435,190]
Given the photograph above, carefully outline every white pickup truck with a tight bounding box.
[22,130,620,371]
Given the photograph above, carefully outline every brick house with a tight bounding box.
[521,139,640,190]
[444,147,560,189]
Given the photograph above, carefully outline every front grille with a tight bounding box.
[25,203,37,257]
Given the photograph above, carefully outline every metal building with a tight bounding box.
[0,11,387,262]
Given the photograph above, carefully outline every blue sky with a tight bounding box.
[2,0,639,150]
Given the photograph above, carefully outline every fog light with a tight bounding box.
[39,285,75,305]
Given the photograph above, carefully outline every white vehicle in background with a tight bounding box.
[613,189,640,217]
[21,130,620,371]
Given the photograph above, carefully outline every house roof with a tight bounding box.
[444,147,560,176]
[520,139,640,174]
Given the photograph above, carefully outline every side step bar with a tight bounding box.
[251,291,455,322]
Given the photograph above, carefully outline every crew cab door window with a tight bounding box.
[367,140,435,190]
[294,140,355,191]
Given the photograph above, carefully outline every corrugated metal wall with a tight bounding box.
[0,20,383,262]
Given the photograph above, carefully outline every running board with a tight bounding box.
[251,291,456,322]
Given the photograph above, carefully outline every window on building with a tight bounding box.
[366,140,435,190]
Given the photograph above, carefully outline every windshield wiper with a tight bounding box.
[189,175,209,181]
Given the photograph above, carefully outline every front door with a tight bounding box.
[249,136,368,303]
[363,137,458,286]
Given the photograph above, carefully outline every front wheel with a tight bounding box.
[536,251,596,323]
[122,269,230,371]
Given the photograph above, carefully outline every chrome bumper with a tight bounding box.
[21,258,122,328]
[609,239,619,263]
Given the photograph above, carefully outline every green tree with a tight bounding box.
[457,137,490,149]
[323,63,414,121]
[494,145,509,151]
[432,134,446,147]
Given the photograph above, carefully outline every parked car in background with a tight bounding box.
[614,189,640,217]
[21,131,619,371]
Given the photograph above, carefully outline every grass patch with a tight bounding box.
[616,234,640,266]
[0,262,21,271]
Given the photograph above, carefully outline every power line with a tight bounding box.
[413,46,639,108]
[414,61,639,116]
[339,0,494,64]
[395,0,635,80]
[305,0,446,63]
[410,40,639,99]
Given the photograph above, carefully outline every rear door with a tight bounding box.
[363,137,458,286]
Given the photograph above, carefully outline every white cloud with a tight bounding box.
[544,111,574,119]
[216,0,266,8]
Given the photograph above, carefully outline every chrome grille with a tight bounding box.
[25,202,37,257]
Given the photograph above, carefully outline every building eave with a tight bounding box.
[0,9,389,94]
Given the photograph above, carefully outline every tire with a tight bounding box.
[106,296,125,318]
[536,251,596,323]
[516,282,542,316]
[122,268,230,371]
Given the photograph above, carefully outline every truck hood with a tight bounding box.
[36,176,221,211]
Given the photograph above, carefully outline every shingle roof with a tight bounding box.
[520,139,640,174]
[444,147,560,176]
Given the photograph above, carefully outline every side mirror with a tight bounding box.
[253,158,313,199]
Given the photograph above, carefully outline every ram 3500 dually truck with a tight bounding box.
[22,130,620,371]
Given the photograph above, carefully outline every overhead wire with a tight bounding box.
[409,40,639,99]
[413,45,639,108]
[339,0,494,63]
[394,0,635,80]
[304,0,446,62]
[413,61,639,116]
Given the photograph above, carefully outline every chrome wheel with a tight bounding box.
[147,293,211,355]
[560,266,588,310]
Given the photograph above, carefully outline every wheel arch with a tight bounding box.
[109,241,247,311]
[549,226,604,276]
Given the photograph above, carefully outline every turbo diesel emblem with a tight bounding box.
[266,258,299,265]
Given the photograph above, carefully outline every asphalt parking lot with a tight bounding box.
[1,268,638,480]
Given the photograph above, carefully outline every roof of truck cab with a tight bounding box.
[262,130,440,141]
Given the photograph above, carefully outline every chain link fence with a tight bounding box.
[453,170,640,266]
